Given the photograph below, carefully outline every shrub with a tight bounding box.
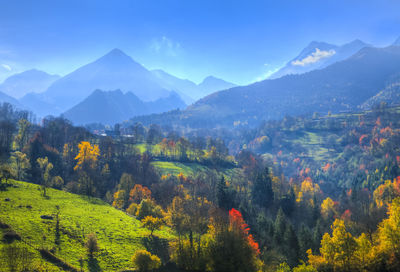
[85,233,99,257]
[132,249,161,271]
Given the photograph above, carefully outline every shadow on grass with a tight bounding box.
[88,256,102,272]
[141,236,170,264]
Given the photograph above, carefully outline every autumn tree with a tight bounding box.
[132,250,161,272]
[168,195,212,271]
[74,141,100,171]
[135,199,164,219]
[377,197,400,268]
[320,197,338,222]
[113,190,126,209]
[141,216,164,237]
[129,184,152,204]
[74,141,100,196]
[308,219,357,271]
[207,208,262,272]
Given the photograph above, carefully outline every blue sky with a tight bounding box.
[0,0,399,84]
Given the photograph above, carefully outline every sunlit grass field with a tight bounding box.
[0,181,174,271]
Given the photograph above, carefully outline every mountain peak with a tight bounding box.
[98,48,133,63]
[393,37,400,46]
[198,76,237,93]
[347,39,367,46]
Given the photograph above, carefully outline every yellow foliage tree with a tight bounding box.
[320,197,337,221]
[308,219,356,271]
[377,197,400,266]
[112,190,126,209]
[141,216,164,236]
[74,141,100,171]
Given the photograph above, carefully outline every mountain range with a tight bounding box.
[151,70,236,103]
[0,69,59,99]
[1,49,235,120]
[2,38,400,126]
[269,39,370,79]
[187,46,400,125]
[63,89,186,125]
[128,45,400,128]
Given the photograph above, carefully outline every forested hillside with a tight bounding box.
[1,101,400,271]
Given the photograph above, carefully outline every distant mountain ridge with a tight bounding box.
[186,46,400,126]
[0,69,59,99]
[24,49,173,116]
[16,49,235,117]
[198,76,237,96]
[129,46,400,128]
[151,69,237,103]
[63,89,186,125]
[270,39,370,79]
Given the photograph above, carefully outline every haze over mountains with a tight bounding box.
[269,39,370,79]
[63,89,186,125]
[0,48,236,122]
[130,44,400,128]
[0,69,59,99]
[151,70,236,103]
[1,38,400,126]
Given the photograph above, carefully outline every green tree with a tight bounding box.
[37,157,53,197]
[273,208,287,246]
[10,151,30,181]
[14,119,30,150]
[252,167,274,209]
[284,223,300,267]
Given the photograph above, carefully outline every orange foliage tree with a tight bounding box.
[229,208,260,255]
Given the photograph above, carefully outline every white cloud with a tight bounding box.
[1,64,11,71]
[291,48,336,66]
[150,36,181,57]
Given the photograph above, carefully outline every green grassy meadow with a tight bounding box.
[0,181,174,271]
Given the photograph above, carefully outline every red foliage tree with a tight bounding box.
[229,208,260,255]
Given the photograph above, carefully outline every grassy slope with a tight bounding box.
[133,143,240,178]
[0,181,174,271]
[151,161,240,177]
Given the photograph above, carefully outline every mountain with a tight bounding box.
[0,91,22,108]
[0,69,59,99]
[140,46,400,128]
[151,69,198,103]
[270,39,369,79]
[63,89,186,125]
[197,76,237,96]
[152,70,237,102]
[27,49,172,116]
[361,76,400,109]
[393,36,400,46]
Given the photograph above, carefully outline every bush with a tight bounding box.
[85,233,99,257]
[132,249,161,271]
